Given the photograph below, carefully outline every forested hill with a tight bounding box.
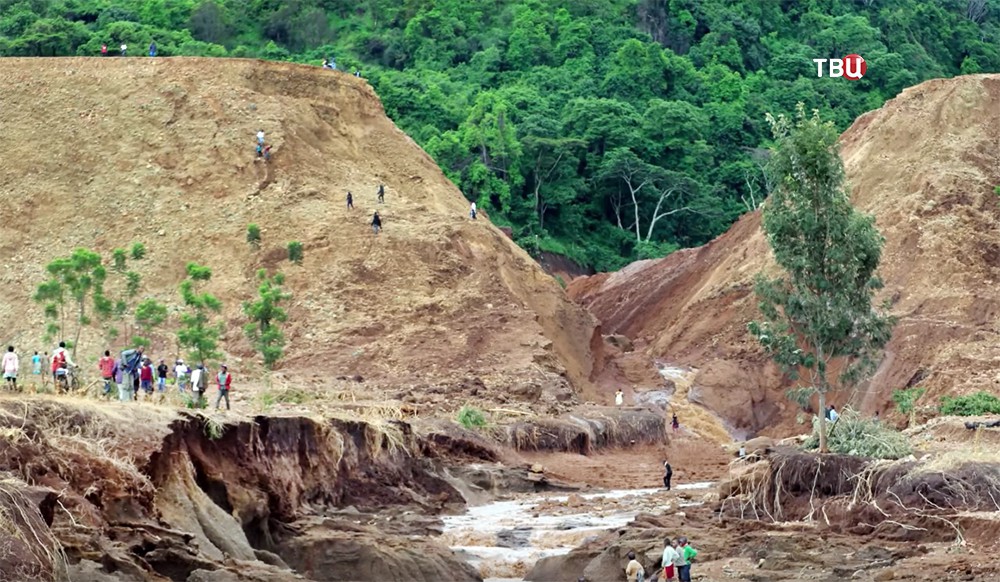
[3,1,998,270]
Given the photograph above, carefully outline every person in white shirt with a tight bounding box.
[615,389,624,406]
[661,538,680,581]
[120,43,127,56]
[2,346,19,391]
[469,201,477,219]
[829,405,839,422]
[174,360,190,392]
[256,129,265,146]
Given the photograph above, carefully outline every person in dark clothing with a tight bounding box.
[148,41,157,57]
[372,211,381,235]
[347,191,354,209]
[671,414,680,433]
[377,184,384,204]
[663,460,673,490]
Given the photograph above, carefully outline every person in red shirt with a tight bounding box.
[101,44,108,57]
[98,350,115,396]
[139,360,154,396]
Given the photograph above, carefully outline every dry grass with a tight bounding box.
[0,476,69,582]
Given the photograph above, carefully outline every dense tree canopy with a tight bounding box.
[4,0,997,270]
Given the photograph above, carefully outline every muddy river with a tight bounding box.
[441,482,714,581]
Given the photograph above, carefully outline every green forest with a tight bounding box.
[3,0,998,270]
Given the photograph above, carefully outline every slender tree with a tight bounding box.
[176,263,223,365]
[36,248,110,360]
[243,269,291,372]
[748,105,896,453]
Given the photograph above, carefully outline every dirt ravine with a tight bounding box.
[569,74,1000,438]
[0,57,598,403]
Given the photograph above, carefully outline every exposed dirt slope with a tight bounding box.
[569,74,1000,436]
[0,57,597,397]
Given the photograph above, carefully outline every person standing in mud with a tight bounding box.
[663,460,673,490]
[676,537,697,582]
[661,538,679,581]
[215,364,232,410]
[625,551,644,582]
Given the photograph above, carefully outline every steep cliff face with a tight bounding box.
[0,397,482,582]
[570,75,1000,436]
[0,57,597,398]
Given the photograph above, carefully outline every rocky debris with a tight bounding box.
[0,478,68,582]
[604,334,634,353]
[496,526,533,549]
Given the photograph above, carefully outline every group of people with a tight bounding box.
[320,57,362,77]
[0,343,234,411]
[624,536,698,582]
[0,342,76,392]
[346,184,387,235]
[255,129,272,161]
[99,346,234,410]
[100,41,156,57]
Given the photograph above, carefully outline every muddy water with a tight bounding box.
[442,483,713,581]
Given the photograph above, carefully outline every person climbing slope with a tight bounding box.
[256,129,265,146]
[371,211,382,235]
[347,191,354,209]
[470,201,477,219]
[377,184,385,204]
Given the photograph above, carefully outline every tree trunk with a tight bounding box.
[817,390,828,453]
[73,300,84,361]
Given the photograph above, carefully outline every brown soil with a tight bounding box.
[569,74,1000,438]
[0,57,598,404]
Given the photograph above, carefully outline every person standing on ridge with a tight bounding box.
[175,359,189,392]
[139,359,154,396]
[3,347,18,391]
[615,389,624,406]
[371,211,382,235]
[354,70,361,77]
[52,342,75,390]
[156,359,168,392]
[120,346,144,400]
[148,41,157,57]
[377,184,385,204]
[120,43,127,56]
[663,459,673,490]
[469,201,477,219]
[101,44,108,57]
[216,364,232,410]
[99,350,115,396]
[347,191,354,209]
[191,363,205,407]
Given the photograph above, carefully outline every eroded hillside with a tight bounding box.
[570,74,1000,436]
[0,57,598,399]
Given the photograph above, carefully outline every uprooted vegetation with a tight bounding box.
[719,449,1000,545]
[0,396,476,582]
[803,409,912,459]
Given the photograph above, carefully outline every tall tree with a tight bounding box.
[176,263,223,365]
[747,106,896,453]
[36,249,110,360]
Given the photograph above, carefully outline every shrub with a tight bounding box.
[804,408,911,459]
[457,405,487,429]
[287,241,304,265]
[247,223,261,249]
[939,392,1000,416]
[892,387,925,415]
[130,242,146,260]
